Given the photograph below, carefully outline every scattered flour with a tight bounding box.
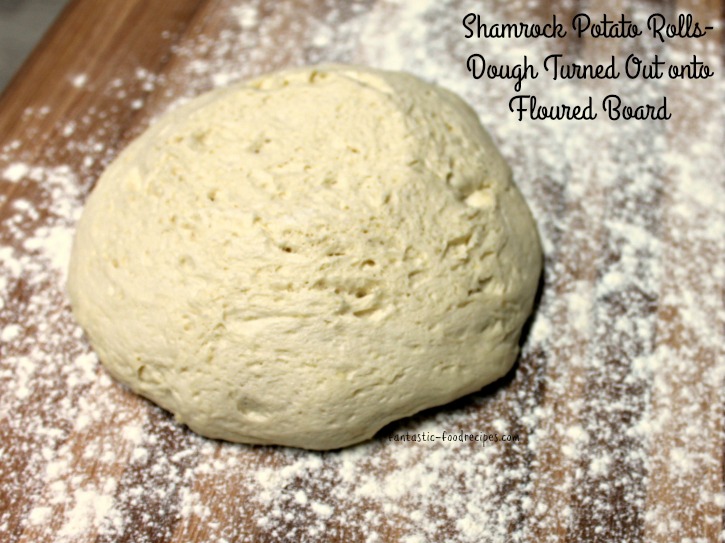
[2,162,29,183]
[70,74,88,88]
[0,0,723,542]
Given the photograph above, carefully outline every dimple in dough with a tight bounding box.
[68,65,542,450]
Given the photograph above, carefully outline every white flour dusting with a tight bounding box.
[70,74,88,88]
[2,163,29,183]
[0,0,723,542]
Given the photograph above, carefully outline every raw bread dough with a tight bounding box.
[68,65,542,450]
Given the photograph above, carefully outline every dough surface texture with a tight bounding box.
[68,65,542,450]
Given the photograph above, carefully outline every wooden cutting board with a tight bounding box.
[1,1,723,541]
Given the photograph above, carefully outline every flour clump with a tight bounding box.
[67,65,542,450]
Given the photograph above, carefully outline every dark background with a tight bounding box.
[0,0,67,90]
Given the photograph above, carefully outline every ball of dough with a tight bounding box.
[68,65,542,450]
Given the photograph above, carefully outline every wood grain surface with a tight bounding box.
[0,1,723,542]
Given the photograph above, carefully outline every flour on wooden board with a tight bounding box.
[0,0,723,541]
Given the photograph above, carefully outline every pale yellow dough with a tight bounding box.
[68,65,542,450]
